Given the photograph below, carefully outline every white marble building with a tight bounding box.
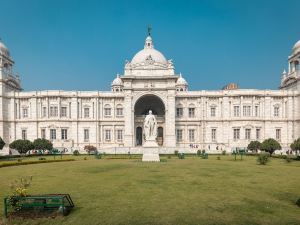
[0,35,300,153]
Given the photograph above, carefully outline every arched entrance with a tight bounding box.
[136,127,143,146]
[134,95,165,146]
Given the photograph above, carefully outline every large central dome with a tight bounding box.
[131,36,167,65]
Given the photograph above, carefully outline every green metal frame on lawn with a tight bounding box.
[3,194,74,218]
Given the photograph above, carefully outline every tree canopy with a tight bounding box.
[247,141,261,152]
[290,138,300,153]
[33,138,53,150]
[9,140,34,154]
[260,138,281,155]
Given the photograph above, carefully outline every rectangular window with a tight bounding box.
[256,129,260,140]
[50,129,56,140]
[176,129,183,142]
[211,128,216,141]
[276,129,281,140]
[61,129,68,140]
[22,108,28,118]
[41,129,46,139]
[61,107,67,117]
[42,107,47,117]
[188,129,195,142]
[105,130,111,141]
[274,106,279,117]
[188,108,195,118]
[50,106,58,117]
[210,107,216,117]
[84,129,89,141]
[116,130,123,141]
[116,108,123,116]
[245,129,251,140]
[233,106,240,117]
[84,107,90,118]
[233,128,240,140]
[243,106,251,117]
[21,129,27,140]
[176,108,183,118]
[255,105,259,117]
[104,108,111,116]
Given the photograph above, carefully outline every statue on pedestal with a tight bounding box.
[144,110,157,141]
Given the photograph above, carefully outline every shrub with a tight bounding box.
[0,136,5,150]
[202,150,205,154]
[285,155,292,163]
[257,152,270,165]
[178,153,185,159]
[222,150,226,155]
[174,150,178,156]
[260,138,281,155]
[9,140,34,155]
[290,138,300,155]
[296,198,300,207]
[33,138,53,150]
[38,157,46,161]
[73,150,80,156]
[84,145,97,154]
[197,150,201,156]
[217,156,221,160]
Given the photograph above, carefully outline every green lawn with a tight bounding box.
[0,155,299,225]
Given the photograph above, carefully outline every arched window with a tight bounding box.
[176,104,183,118]
[116,104,123,117]
[274,105,280,117]
[295,61,300,71]
[104,104,111,117]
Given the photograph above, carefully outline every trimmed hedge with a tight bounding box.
[0,159,75,168]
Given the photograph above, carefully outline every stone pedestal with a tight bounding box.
[142,141,160,162]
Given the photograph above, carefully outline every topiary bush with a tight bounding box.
[174,150,179,156]
[222,150,226,155]
[197,150,201,156]
[257,152,270,165]
[73,150,80,156]
[178,153,185,159]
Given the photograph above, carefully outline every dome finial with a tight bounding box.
[147,25,152,36]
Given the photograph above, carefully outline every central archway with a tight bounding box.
[134,94,165,146]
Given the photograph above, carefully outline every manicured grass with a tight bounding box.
[0,155,299,225]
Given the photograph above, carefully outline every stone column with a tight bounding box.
[124,91,134,147]
[165,90,176,147]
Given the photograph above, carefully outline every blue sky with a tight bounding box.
[0,0,299,91]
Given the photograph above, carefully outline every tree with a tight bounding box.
[260,138,281,155]
[9,140,34,155]
[247,141,261,153]
[84,145,97,154]
[33,138,53,150]
[0,137,5,150]
[290,138,300,154]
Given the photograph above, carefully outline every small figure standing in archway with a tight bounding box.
[144,110,157,141]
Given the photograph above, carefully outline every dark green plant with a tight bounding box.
[247,141,261,152]
[174,150,179,156]
[73,150,80,156]
[217,156,221,160]
[9,140,34,155]
[0,136,5,150]
[178,153,185,159]
[260,138,281,155]
[197,150,201,156]
[222,150,226,155]
[257,152,270,165]
[202,150,205,154]
[290,138,300,155]
[285,155,292,163]
[296,198,300,207]
[33,138,53,150]
[38,157,46,161]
